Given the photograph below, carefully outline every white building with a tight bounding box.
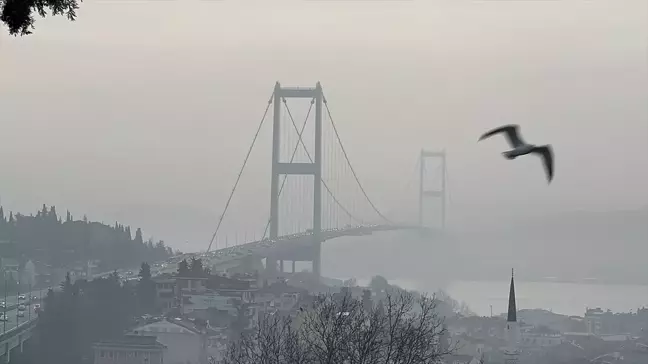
[131,318,226,364]
[584,307,604,335]
[21,260,37,287]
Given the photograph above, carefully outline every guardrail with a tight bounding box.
[0,317,38,343]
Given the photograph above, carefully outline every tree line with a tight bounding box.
[17,261,160,364]
[176,256,211,277]
[0,204,174,276]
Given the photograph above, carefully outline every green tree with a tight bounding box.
[189,257,203,275]
[177,259,190,276]
[0,203,171,275]
[189,257,210,277]
[137,262,156,313]
[60,272,72,293]
[369,275,390,292]
[36,274,137,364]
[1,0,82,36]
[134,228,144,245]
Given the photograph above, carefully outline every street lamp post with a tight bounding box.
[16,277,20,329]
[3,270,7,334]
[28,279,32,322]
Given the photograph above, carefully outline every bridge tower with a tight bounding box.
[418,149,447,230]
[268,82,324,279]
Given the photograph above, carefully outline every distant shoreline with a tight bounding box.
[458,276,648,287]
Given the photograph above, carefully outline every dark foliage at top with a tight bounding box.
[0,204,172,271]
[0,0,81,36]
[33,272,137,364]
[176,257,211,277]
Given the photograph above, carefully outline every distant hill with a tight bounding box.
[0,204,173,272]
[455,207,648,284]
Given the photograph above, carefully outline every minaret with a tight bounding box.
[503,269,520,364]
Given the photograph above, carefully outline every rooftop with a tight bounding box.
[93,335,166,350]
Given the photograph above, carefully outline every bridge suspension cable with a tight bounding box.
[284,98,364,226]
[262,97,364,240]
[262,98,315,239]
[206,92,274,253]
[384,156,420,221]
[322,94,393,224]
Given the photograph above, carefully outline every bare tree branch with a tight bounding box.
[223,290,456,364]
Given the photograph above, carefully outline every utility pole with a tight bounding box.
[16,277,20,329]
[28,279,32,322]
[3,271,7,333]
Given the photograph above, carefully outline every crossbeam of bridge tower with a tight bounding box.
[269,82,323,279]
[419,149,446,230]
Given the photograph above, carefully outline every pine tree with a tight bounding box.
[49,205,58,222]
[137,262,156,313]
[177,259,190,276]
[61,272,73,293]
[134,228,144,245]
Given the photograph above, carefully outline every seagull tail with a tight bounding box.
[502,151,516,160]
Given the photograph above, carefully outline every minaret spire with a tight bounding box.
[503,269,520,364]
[507,268,517,322]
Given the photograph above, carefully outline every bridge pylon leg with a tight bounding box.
[268,82,324,281]
[419,149,447,230]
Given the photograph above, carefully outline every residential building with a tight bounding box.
[176,276,208,295]
[131,318,227,364]
[443,354,481,364]
[21,260,37,286]
[153,274,176,311]
[93,335,166,364]
[584,308,604,335]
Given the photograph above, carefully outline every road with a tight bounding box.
[0,237,316,337]
[0,288,48,335]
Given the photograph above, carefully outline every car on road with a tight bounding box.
[17,311,24,317]
[0,314,7,322]
[18,294,26,300]
[0,301,5,309]
[18,304,26,311]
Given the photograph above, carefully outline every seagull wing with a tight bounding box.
[531,145,554,183]
[478,124,525,148]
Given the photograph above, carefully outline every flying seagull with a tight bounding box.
[478,124,554,183]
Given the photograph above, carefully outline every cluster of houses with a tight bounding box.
[442,305,648,363]
[94,266,320,364]
[89,263,648,364]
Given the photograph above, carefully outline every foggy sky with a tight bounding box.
[1,0,647,250]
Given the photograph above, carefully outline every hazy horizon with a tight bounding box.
[1,1,646,260]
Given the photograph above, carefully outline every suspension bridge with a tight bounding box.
[200,82,449,279]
